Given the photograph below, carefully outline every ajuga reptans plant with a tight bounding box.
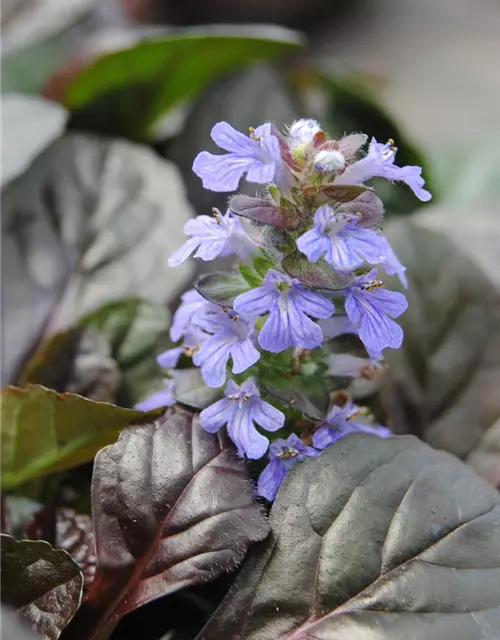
[137,118,431,501]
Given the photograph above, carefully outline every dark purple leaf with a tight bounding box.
[341,190,384,228]
[282,252,354,291]
[229,195,301,230]
[1,535,83,640]
[25,508,96,591]
[61,406,269,639]
[197,434,500,639]
[303,183,369,202]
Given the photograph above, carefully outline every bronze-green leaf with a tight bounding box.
[1,535,83,640]
[0,384,163,489]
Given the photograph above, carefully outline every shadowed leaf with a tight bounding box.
[172,369,221,410]
[303,184,368,202]
[198,434,500,639]
[61,405,269,639]
[195,271,250,307]
[2,133,193,383]
[0,385,163,489]
[25,508,96,591]
[282,253,354,291]
[229,195,301,230]
[1,535,83,640]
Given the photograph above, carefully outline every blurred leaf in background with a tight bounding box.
[1,94,67,187]
[1,0,101,95]
[2,133,193,383]
[382,221,500,486]
[43,26,304,140]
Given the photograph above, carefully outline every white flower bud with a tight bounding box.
[314,149,346,173]
[289,119,321,145]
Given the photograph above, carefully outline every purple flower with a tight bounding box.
[193,309,260,388]
[192,121,281,192]
[296,204,394,272]
[170,288,214,343]
[135,379,175,411]
[200,379,285,459]
[335,137,432,202]
[344,269,408,353]
[257,434,318,501]
[156,329,205,370]
[233,269,335,353]
[168,210,256,267]
[312,402,391,450]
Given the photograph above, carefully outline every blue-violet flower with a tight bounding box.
[257,434,318,501]
[335,137,432,202]
[192,121,281,192]
[233,269,335,353]
[168,209,256,267]
[344,269,408,353]
[313,402,391,450]
[200,379,285,459]
[193,309,260,388]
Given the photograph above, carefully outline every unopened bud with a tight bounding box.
[314,149,346,173]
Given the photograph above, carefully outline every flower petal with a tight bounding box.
[196,336,232,388]
[234,285,277,317]
[135,386,175,411]
[258,307,293,352]
[200,398,234,433]
[296,227,330,263]
[156,347,183,368]
[257,459,286,501]
[168,237,200,267]
[312,425,342,450]
[230,338,260,374]
[192,151,252,192]
[345,293,404,352]
[293,288,335,320]
[251,397,285,433]
[210,121,259,156]
[228,406,269,459]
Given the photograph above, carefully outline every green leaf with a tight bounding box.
[195,271,250,307]
[60,28,304,140]
[1,535,83,640]
[239,265,262,288]
[282,252,354,290]
[198,434,500,639]
[0,385,164,489]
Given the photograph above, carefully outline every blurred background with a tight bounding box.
[2,2,500,637]
[2,0,500,480]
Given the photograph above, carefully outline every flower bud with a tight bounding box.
[314,149,346,173]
